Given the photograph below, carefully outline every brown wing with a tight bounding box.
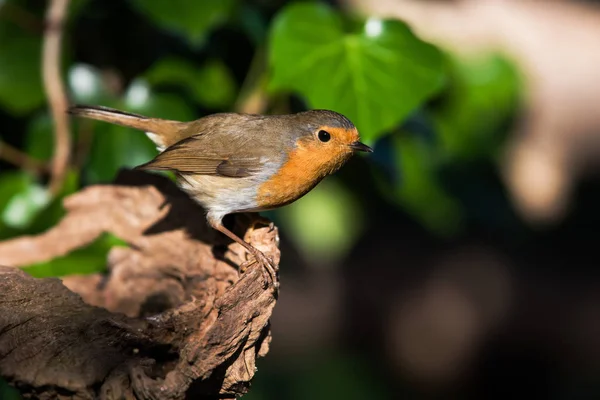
[135,135,264,178]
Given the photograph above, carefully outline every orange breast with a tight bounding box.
[256,133,353,209]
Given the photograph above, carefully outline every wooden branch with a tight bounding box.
[0,170,280,399]
[0,140,48,174]
[42,0,71,195]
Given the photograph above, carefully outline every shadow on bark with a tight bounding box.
[0,170,280,399]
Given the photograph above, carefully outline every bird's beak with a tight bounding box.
[349,141,373,153]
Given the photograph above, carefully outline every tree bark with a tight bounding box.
[0,170,280,399]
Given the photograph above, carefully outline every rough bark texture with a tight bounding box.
[0,170,280,399]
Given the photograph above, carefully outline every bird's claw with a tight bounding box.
[240,251,279,290]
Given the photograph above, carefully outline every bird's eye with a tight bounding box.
[317,130,331,142]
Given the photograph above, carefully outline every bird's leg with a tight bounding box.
[211,221,277,285]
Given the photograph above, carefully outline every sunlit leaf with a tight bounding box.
[276,178,364,266]
[0,25,44,115]
[269,3,445,143]
[129,0,236,46]
[68,63,111,105]
[0,172,49,230]
[24,232,127,278]
[145,58,236,109]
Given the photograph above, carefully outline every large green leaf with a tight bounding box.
[269,3,445,143]
[129,0,236,46]
[0,25,44,115]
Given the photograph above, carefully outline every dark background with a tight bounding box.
[1,0,600,399]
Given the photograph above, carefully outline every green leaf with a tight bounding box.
[0,170,79,240]
[24,232,127,278]
[0,172,50,231]
[145,58,236,109]
[0,25,44,115]
[384,134,463,236]
[275,178,364,266]
[431,54,521,160]
[129,0,236,46]
[269,3,445,143]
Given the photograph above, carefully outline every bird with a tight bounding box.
[68,105,372,282]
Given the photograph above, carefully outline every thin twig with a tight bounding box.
[0,140,48,174]
[42,0,71,195]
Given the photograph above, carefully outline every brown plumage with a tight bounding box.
[68,105,372,282]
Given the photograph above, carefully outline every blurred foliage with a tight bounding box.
[245,352,389,400]
[0,0,522,397]
[130,0,236,46]
[276,177,365,266]
[0,0,522,279]
[25,232,126,278]
[0,378,20,400]
[0,22,44,114]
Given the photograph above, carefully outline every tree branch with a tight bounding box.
[0,139,48,174]
[42,0,71,195]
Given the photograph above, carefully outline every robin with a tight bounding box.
[68,105,372,282]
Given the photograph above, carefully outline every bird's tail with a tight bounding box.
[67,104,183,150]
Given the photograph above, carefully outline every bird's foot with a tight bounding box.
[240,250,279,290]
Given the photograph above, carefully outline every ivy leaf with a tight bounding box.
[129,0,236,46]
[269,3,445,143]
